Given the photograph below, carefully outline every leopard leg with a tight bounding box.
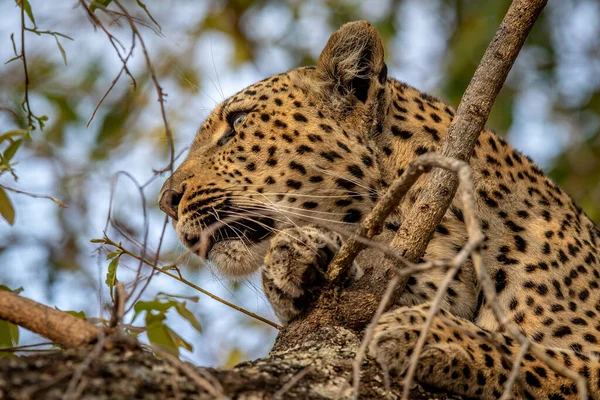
[261,225,347,324]
[369,303,600,399]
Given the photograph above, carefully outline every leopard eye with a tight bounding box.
[218,112,248,147]
[230,112,247,132]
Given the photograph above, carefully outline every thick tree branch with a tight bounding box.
[0,325,463,400]
[0,291,99,348]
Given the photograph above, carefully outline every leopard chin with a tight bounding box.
[176,214,277,277]
[207,238,271,278]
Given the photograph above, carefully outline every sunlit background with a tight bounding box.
[0,0,599,366]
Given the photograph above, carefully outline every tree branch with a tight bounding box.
[390,0,547,266]
[0,291,99,348]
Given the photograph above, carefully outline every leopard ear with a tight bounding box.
[316,21,387,104]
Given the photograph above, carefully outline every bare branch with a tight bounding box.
[0,291,99,348]
[390,0,547,267]
[0,184,68,208]
[111,0,175,175]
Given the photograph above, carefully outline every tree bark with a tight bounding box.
[0,325,463,400]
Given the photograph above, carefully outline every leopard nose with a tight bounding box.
[158,188,183,221]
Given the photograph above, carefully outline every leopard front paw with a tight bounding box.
[261,225,342,324]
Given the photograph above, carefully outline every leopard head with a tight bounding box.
[159,21,389,277]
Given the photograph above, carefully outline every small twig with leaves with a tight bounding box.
[95,235,281,329]
[9,1,51,132]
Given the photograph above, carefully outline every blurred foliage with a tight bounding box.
[131,293,203,356]
[0,285,23,354]
[0,0,599,364]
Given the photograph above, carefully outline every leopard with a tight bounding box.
[159,21,600,399]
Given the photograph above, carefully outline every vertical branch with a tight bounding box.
[390,0,547,269]
[327,0,548,286]
[18,1,33,130]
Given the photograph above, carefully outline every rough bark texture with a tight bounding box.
[0,326,462,400]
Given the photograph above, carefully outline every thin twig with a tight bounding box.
[100,236,281,329]
[0,342,55,353]
[111,0,174,175]
[0,184,68,208]
[499,341,530,400]
[86,33,136,128]
[351,274,399,399]
[19,2,33,130]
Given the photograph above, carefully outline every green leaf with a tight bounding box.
[174,301,202,333]
[4,55,20,65]
[9,33,17,57]
[17,0,36,26]
[64,310,86,319]
[132,296,197,355]
[54,307,86,320]
[90,0,112,12]
[0,319,19,354]
[224,348,243,368]
[165,327,192,352]
[146,321,179,356]
[131,299,176,324]
[105,255,120,290]
[3,140,22,163]
[0,285,24,294]
[0,130,28,142]
[89,238,104,243]
[0,187,15,225]
[106,250,121,260]
[53,36,67,65]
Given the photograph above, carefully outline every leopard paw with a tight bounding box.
[261,225,343,324]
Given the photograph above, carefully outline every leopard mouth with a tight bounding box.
[182,217,275,257]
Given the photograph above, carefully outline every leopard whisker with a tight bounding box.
[230,200,350,226]
[230,196,348,216]
[207,209,253,256]
[221,208,315,250]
